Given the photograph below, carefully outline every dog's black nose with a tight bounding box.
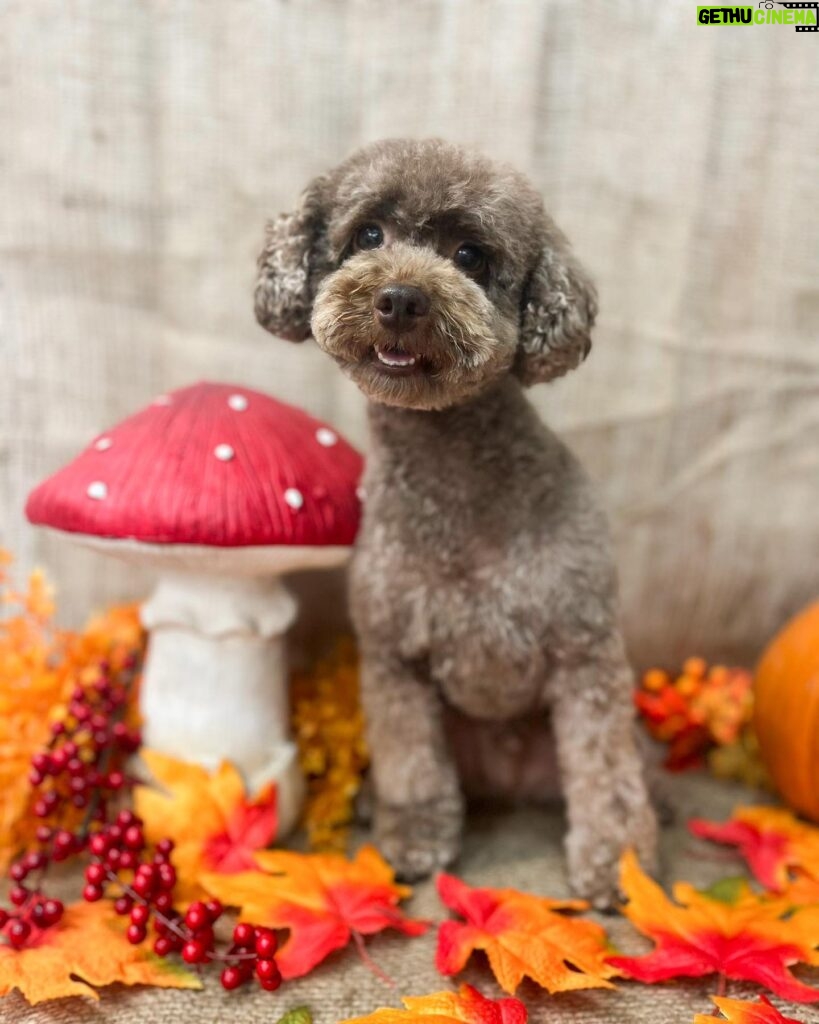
[373,284,430,333]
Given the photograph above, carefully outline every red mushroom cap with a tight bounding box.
[26,382,364,548]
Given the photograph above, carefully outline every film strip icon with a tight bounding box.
[777,1,819,30]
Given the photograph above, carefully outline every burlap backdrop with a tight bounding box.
[2,7,819,1022]
[1,0,817,667]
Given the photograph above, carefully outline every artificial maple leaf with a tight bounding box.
[340,984,527,1024]
[690,807,819,892]
[693,994,806,1023]
[435,872,617,995]
[134,749,277,903]
[608,850,819,1003]
[0,900,199,1004]
[276,1010,313,1024]
[202,845,427,978]
[780,872,819,909]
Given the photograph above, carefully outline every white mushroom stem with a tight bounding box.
[140,570,305,836]
[55,535,352,842]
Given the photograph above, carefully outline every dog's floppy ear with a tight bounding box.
[254,175,330,341]
[515,227,598,385]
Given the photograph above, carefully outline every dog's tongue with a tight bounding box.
[376,346,417,368]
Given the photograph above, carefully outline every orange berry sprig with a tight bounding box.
[1,656,141,948]
[635,657,754,770]
[86,813,282,992]
[291,638,368,851]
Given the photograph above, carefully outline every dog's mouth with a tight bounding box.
[370,343,432,377]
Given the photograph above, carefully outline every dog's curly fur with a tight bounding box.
[255,138,657,906]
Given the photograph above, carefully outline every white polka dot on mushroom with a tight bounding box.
[214,444,235,462]
[227,394,248,411]
[87,481,108,501]
[316,427,338,447]
[356,485,367,502]
[94,437,113,451]
[284,488,304,510]
[152,395,172,406]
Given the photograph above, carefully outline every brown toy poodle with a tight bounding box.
[254,138,657,907]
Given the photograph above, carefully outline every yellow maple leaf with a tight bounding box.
[0,901,200,1004]
[340,984,527,1024]
[694,994,806,1023]
[135,749,278,903]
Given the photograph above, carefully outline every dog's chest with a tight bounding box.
[356,503,552,719]
[428,579,549,719]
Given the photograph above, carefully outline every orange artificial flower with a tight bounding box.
[636,660,754,770]
[134,749,278,903]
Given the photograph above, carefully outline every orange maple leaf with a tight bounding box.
[694,994,807,1023]
[339,983,527,1024]
[690,807,819,892]
[0,900,199,1004]
[202,845,428,979]
[609,851,819,1003]
[780,872,819,910]
[435,873,617,995]
[134,750,278,903]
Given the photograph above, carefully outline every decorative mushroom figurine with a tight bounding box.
[26,382,364,837]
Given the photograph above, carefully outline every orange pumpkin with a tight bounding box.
[754,602,819,822]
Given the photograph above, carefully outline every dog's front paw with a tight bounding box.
[375,797,464,881]
[565,832,623,911]
[566,803,658,911]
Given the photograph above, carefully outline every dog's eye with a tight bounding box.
[354,224,384,251]
[453,244,486,275]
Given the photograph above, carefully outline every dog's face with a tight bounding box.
[255,139,597,410]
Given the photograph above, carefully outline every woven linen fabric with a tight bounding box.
[3,773,819,1024]
[0,0,817,667]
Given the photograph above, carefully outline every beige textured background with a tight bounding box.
[1,0,818,669]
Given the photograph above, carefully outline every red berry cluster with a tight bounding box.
[0,893,64,950]
[85,814,282,992]
[1,658,140,949]
[220,922,282,992]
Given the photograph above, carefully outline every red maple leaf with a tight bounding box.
[690,807,819,892]
[203,845,428,978]
[435,872,617,994]
[135,751,278,902]
[608,851,819,1003]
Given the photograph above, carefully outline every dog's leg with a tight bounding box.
[361,652,464,880]
[548,640,658,909]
